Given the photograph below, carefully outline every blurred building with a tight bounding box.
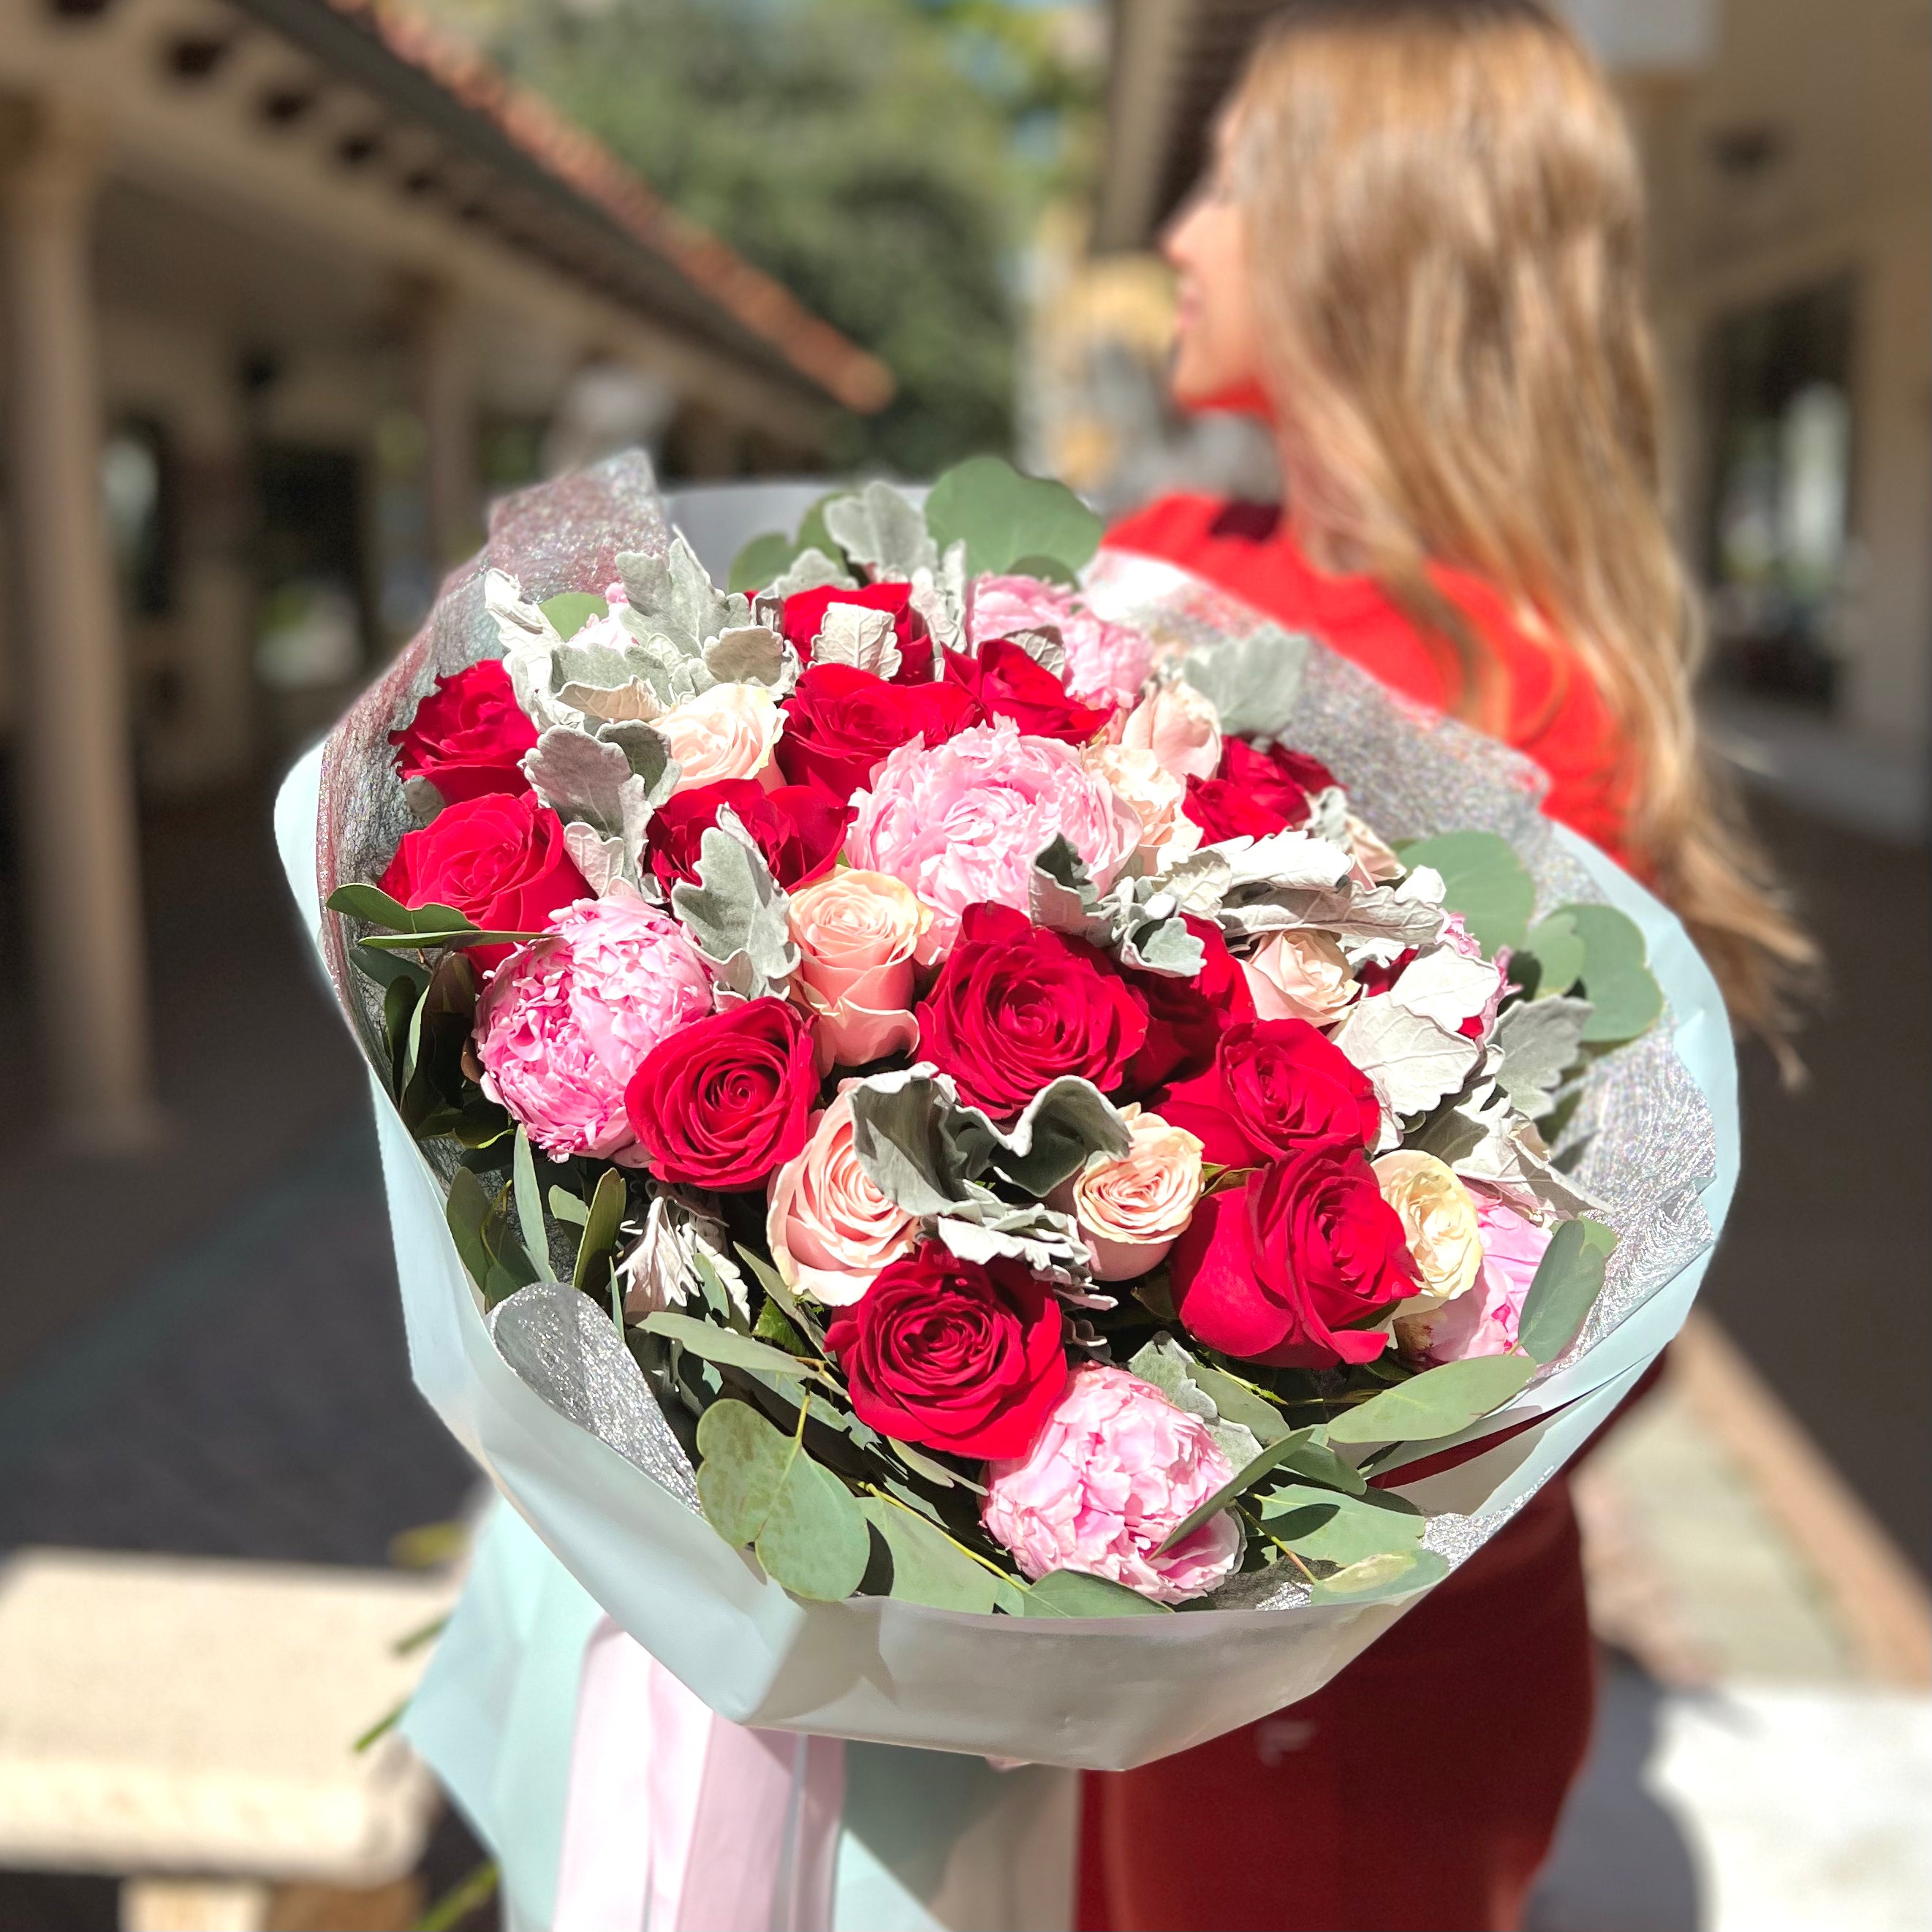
[1050,0,1927,832]
[0,0,890,1148]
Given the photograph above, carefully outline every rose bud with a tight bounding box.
[1242,930,1360,1028]
[786,869,931,1072]
[1061,1108,1204,1281]
[1373,1151,1485,1308]
[657,683,785,792]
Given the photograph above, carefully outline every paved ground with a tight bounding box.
[0,764,1922,1931]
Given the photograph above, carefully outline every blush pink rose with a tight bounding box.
[765,1089,920,1306]
[1084,743,1201,869]
[473,893,714,1165]
[659,683,785,793]
[1397,1189,1553,1361]
[1243,929,1360,1027]
[844,717,1141,950]
[1117,681,1221,782]
[1061,1109,1204,1280]
[968,575,1156,708]
[982,1365,1243,1604]
[787,869,931,1071]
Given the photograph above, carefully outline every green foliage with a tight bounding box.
[1395,832,1536,956]
[857,1495,1001,1613]
[923,455,1102,577]
[1325,1353,1537,1445]
[539,591,609,640]
[1517,1217,1618,1364]
[641,1310,822,1381]
[458,0,1096,472]
[695,1399,871,1600]
[1565,904,1665,1042]
[1020,1569,1173,1618]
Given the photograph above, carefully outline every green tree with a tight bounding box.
[458,0,1094,474]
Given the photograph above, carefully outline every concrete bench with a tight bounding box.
[0,1548,458,1931]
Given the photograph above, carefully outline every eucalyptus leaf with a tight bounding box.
[729,531,800,595]
[1126,1336,1263,1466]
[539,591,608,641]
[327,884,474,937]
[1522,911,1586,996]
[923,455,1102,579]
[1325,1353,1537,1444]
[886,1438,984,1494]
[353,944,432,994]
[1517,1216,1618,1365]
[1019,1569,1172,1618]
[548,1186,589,1227]
[1185,1360,1292,1447]
[856,1496,1000,1613]
[1156,1430,1319,1554]
[512,1129,547,1275]
[572,1167,628,1298]
[1306,1548,1452,1605]
[694,1401,868,1602]
[1395,831,1534,955]
[1007,552,1078,587]
[1258,1482,1424,1565]
[641,1311,820,1380]
[1567,904,1664,1042]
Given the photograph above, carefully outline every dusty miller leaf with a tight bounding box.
[1181,628,1311,739]
[1493,995,1594,1115]
[669,820,798,999]
[1333,998,1482,1121]
[522,726,654,848]
[767,547,856,598]
[615,533,750,657]
[822,481,939,579]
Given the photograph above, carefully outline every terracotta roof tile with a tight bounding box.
[319,0,894,413]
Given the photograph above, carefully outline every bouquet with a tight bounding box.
[285,453,1732,1775]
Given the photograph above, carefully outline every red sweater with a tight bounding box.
[1105,493,1634,863]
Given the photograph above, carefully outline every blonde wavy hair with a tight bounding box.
[1225,0,1813,1051]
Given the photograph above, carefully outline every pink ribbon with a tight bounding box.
[556,1619,845,1932]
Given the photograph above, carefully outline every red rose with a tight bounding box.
[643,779,853,895]
[1168,1141,1418,1367]
[377,791,586,969]
[1355,948,1418,998]
[825,1243,1068,1458]
[780,582,933,684]
[624,997,817,1190]
[1118,914,1256,1093]
[1157,1018,1381,1167]
[944,638,1114,745]
[776,664,982,800]
[388,659,539,803]
[914,903,1148,1122]
[1215,740,1331,830]
[1181,774,1295,844]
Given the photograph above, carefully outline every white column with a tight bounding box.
[2,101,158,1148]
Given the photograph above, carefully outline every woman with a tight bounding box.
[1081,6,1811,1930]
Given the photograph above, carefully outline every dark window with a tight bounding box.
[1702,276,1857,709]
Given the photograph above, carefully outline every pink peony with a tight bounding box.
[844,718,1141,950]
[967,575,1156,709]
[473,893,713,1165]
[982,1365,1244,1604]
[1398,1189,1553,1361]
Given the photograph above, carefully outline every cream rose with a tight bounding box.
[765,1089,920,1306]
[1084,743,1202,869]
[787,868,931,1071]
[1346,813,1405,883]
[1372,1151,1484,1308]
[1243,929,1360,1026]
[659,683,784,792]
[1065,1109,1205,1281]
[1118,681,1221,783]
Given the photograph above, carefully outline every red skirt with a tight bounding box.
[1077,1477,1594,1932]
